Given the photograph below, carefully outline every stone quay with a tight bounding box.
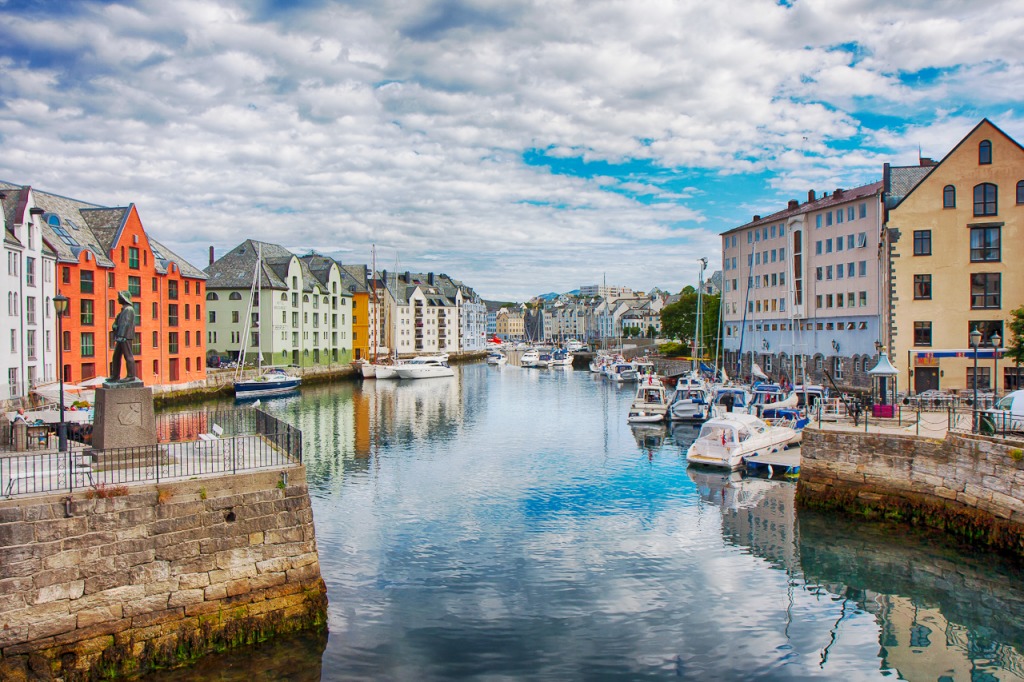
[0,467,326,680]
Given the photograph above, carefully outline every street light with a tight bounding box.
[970,327,982,433]
[992,332,1002,398]
[52,294,69,454]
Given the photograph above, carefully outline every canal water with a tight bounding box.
[150,363,1024,681]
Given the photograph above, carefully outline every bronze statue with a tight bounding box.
[110,290,137,383]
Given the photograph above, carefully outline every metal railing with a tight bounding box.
[1,407,302,499]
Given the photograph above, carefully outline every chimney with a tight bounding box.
[920,157,936,167]
[753,215,761,222]
[428,272,434,285]
[808,189,816,202]
[209,246,215,266]
[405,270,410,283]
[381,269,387,285]
[787,199,799,210]
[834,188,843,198]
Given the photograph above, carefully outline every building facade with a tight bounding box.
[721,181,884,388]
[885,119,1024,395]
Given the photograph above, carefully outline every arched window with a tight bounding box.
[205,292,219,300]
[943,185,955,208]
[229,292,242,300]
[1017,180,1024,205]
[303,295,309,303]
[281,293,287,301]
[979,140,992,165]
[974,183,997,216]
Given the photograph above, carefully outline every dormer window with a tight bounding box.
[979,139,992,165]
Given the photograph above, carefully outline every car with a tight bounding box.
[981,390,1024,434]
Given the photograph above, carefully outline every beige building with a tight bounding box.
[495,307,524,340]
[885,119,1024,395]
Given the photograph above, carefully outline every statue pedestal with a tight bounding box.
[93,386,157,451]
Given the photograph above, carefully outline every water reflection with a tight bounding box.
[145,365,1024,681]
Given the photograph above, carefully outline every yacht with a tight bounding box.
[605,362,639,383]
[486,351,507,366]
[550,349,574,367]
[748,383,797,418]
[395,356,454,380]
[520,349,542,367]
[667,374,715,422]
[627,381,670,423]
[686,413,797,470]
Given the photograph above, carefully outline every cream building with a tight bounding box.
[885,119,1024,395]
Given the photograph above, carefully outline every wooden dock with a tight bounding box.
[744,445,801,477]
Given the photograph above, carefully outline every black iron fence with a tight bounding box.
[1,407,302,499]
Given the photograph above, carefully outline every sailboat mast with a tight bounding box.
[370,245,377,364]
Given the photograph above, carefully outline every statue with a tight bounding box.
[108,290,139,385]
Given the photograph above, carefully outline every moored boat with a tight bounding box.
[486,352,507,366]
[686,412,796,470]
[627,381,670,423]
[550,349,573,367]
[395,356,454,380]
[667,374,715,422]
[520,349,542,367]
[235,368,301,399]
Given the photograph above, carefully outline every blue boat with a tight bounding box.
[233,368,301,399]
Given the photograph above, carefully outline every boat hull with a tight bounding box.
[234,376,301,399]
[396,367,454,379]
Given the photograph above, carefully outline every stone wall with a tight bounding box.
[797,426,1024,555]
[0,467,327,680]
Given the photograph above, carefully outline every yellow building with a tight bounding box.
[885,119,1024,395]
[495,307,525,340]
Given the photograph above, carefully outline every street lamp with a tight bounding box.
[992,332,1002,398]
[970,327,982,433]
[52,294,69,454]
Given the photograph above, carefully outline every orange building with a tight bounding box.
[32,189,207,387]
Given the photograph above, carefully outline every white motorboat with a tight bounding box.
[395,356,454,380]
[566,340,584,353]
[356,360,376,379]
[686,413,796,470]
[711,385,751,413]
[374,361,403,379]
[486,352,507,366]
[589,353,614,373]
[536,351,554,367]
[627,381,670,423]
[550,349,573,367]
[605,362,638,383]
[520,349,542,367]
[748,383,797,417]
[667,374,715,422]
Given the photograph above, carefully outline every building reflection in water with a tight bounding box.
[690,470,1024,680]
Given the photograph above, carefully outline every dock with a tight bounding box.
[744,446,801,477]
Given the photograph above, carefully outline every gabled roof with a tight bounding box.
[886,118,1024,212]
[205,239,292,290]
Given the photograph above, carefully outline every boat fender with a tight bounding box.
[720,432,726,446]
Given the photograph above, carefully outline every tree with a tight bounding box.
[1008,305,1024,390]
[659,292,720,358]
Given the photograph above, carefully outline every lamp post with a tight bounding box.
[992,332,1002,399]
[52,294,69,453]
[970,327,982,433]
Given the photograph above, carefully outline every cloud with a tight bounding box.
[0,0,1022,299]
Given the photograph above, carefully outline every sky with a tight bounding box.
[1,0,1023,301]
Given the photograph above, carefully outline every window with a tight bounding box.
[913,230,932,256]
[914,274,932,300]
[943,185,956,208]
[833,357,843,380]
[209,310,216,323]
[859,202,867,219]
[979,139,992,165]
[128,276,141,297]
[168,280,178,300]
[847,263,855,278]
[847,206,855,221]
[857,232,867,248]
[80,270,94,294]
[970,226,1000,262]
[859,291,867,306]
[859,261,867,277]
[80,299,94,325]
[970,273,1000,309]
[168,304,179,326]
[25,258,35,286]
[826,212,833,227]
[229,292,242,300]
[232,310,239,324]
[826,239,833,254]
[168,332,179,354]
[816,215,822,229]
[129,247,140,269]
[152,331,158,348]
[974,183,997,216]
[1018,180,1024,205]
[968,366,992,391]
[836,236,844,252]
[914,322,932,347]
[815,267,822,281]
[836,209,844,224]
[969,320,1004,347]
[815,240,822,255]
[81,332,95,357]
[826,265,833,280]
[152,277,158,292]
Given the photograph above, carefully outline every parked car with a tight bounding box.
[981,390,1024,434]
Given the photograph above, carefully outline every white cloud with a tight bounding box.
[0,0,1022,299]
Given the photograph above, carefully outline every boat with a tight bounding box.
[686,412,797,470]
[712,385,751,413]
[486,351,507,366]
[566,340,584,353]
[356,359,376,379]
[374,360,403,379]
[520,349,542,367]
[550,349,573,367]
[234,367,301,398]
[760,406,809,444]
[747,383,797,418]
[589,353,614,373]
[395,355,454,380]
[633,360,657,382]
[536,351,554,367]
[667,374,715,422]
[605,362,639,383]
[234,243,301,399]
[627,381,670,423]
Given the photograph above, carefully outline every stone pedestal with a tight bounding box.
[93,386,157,451]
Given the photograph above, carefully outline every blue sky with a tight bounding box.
[1,0,1022,300]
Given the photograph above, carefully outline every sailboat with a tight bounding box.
[234,243,301,399]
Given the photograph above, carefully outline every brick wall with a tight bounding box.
[0,467,326,680]
[797,427,1024,554]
